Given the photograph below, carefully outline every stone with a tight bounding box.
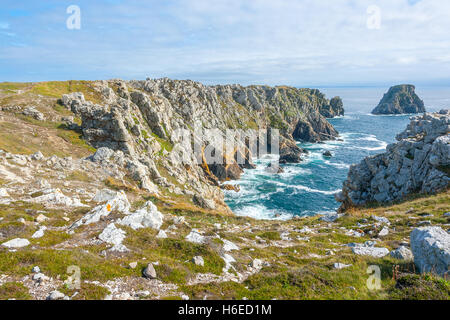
[378,227,389,237]
[2,238,30,248]
[185,229,207,244]
[35,214,49,223]
[222,239,239,252]
[31,151,44,161]
[32,226,47,239]
[129,262,138,269]
[98,223,126,246]
[338,111,450,210]
[323,151,333,157]
[251,259,263,269]
[47,290,65,300]
[410,227,450,276]
[30,188,87,208]
[71,190,130,229]
[193,195,216,210]
[23,106,45,121]
[91,147,115,163]
[192,256,205,266]
[143,263,157,279]
[371,85,425,115]
[444,212,450,217]
[371,215,390,225]
[119,201,163,230]
[32,266,41,273]
[333,263,352,269]
[0,188,9,198]
[352,246,389,258]
[156,229,168,239]
[390,246,414,261]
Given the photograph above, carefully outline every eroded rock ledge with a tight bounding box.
[337,110,449,210]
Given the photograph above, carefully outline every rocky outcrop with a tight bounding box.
[337,110,450,210]
[371,85,426,115]
[319,96,344,118]
[410,227,450,276]
[60,78,341,211]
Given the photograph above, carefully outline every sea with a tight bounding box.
[224,86,450,220]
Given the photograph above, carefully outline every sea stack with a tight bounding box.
[371,84,426,115]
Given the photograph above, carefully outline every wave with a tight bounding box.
[354,141,388,151]
[234,204,293,221]
[289,184,340,195]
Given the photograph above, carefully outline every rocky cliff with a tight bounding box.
[371,85,426,115]
[59,79,341,211]
[337,110,449,210]
[319,96,344,118]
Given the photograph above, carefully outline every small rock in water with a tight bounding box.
[143,263,157,279]
[323,151,333,157]
[192,256,205,267]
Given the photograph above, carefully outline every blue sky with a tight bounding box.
[1,0,450,86]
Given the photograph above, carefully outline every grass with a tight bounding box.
[67,170,92,183]
[60,282,110,300]
[0,282,32,300]
[30,81,103,104]
[104,177,139,193]
[56,124,97,153]
[0,249,135,282]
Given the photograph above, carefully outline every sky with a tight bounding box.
[1,0,450,87]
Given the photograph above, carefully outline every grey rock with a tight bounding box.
[23,106,45,121]
[192,256,205,266]
[372,85,425,115]
[47,290,65,300]
[143,263,157,279]
[390,246,414,261]
[410,227,450,276]
[352,246,389,258]
[2,238,30,248]
[338,111,450,210]
[333,263,352,269]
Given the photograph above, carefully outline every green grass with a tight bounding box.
[60,282,110,300]
[0,282,32,300]
[30,81,103,104]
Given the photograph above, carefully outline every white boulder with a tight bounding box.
[410,226,450,276]
[2,238,30,248]
[118,201,163,230]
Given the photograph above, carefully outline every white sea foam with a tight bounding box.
[290,185,341,195]
[234,204,293,220]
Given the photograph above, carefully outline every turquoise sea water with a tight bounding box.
[224,86,450,220]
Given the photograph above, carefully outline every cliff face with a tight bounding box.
[60,78,341,210]
[371,85,426,115]
[319,96,344,118]
[337,110,450,211]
